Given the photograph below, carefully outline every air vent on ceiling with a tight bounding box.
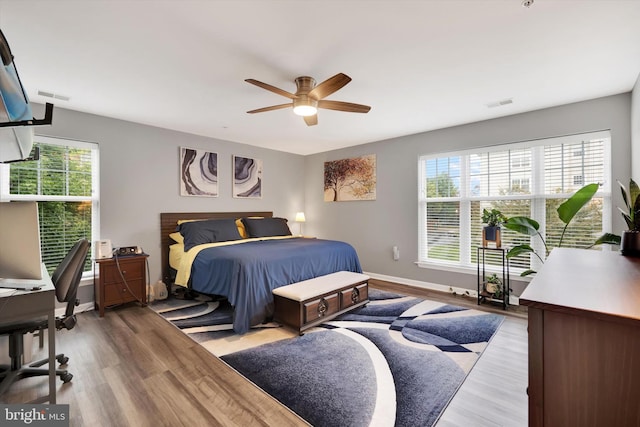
[486,98,513,108]
[37,90,70,101]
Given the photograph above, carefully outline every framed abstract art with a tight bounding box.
[179,147,218,197]
[233,155,262,198]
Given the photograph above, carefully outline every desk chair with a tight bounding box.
[0,239,89,397]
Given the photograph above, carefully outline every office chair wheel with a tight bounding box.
[56,355,69,365]
[60,372,73,383]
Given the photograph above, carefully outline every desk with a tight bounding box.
[0,265,56,403]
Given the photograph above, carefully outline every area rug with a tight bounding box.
[152,289,504,427]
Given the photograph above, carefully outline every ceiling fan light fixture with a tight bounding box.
[245,73,370,126]
[293,95,318,116]
[293,104,317,116]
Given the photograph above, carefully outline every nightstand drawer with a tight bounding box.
[103,279,144,306]
[101,259,144,284]
[103,283,122,305]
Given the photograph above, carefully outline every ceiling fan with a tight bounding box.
[245,73,371,126]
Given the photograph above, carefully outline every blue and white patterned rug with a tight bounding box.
[152,289,504,427]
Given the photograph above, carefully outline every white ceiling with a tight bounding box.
[1,0,639,155]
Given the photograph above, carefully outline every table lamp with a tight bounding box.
[295,212,306,236]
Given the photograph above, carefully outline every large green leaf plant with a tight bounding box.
[618,179,640,231]
[504,183,618,276]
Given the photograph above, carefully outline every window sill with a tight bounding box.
[79,274,94,287]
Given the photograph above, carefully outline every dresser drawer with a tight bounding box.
[304,293,339,324]
[340,283,368,309]
[101,259,145,284]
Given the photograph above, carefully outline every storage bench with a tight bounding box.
[273,271,369,334]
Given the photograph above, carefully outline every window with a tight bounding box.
[511,178,530,192]
[418,131,611,274]
[510,151,531,169]
[0,136,99,274]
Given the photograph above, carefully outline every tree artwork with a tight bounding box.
[324,154,376,201]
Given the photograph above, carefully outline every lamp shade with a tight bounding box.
[295,212,306,222]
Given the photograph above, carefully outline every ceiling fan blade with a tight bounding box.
[317,100,371,113]
[308,73,351,100]
[304,115,318,126]
[245,79,297,99]
[246,103,293,114]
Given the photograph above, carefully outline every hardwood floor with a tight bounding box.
[2,281,528,426]
[2,306,307,426]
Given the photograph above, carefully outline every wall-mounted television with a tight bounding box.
[0,28,34,163]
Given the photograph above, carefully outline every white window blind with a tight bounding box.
[1,136,99,274]
[418,131,611,274]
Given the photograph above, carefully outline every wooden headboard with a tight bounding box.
[160,211,273,285]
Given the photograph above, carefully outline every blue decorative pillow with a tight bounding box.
[241,217,291,238]
[179,219,242,251]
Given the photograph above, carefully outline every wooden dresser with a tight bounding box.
[520,248,640,427]
[94,254,148,317]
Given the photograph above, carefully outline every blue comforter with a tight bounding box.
[189,238,362,334]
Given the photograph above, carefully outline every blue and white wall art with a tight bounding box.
[180,147,218,197]
[233,155,262,198]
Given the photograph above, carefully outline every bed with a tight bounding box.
[160,211,363,334]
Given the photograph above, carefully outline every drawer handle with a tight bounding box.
[351,288,360,304]
[317,298,328,317]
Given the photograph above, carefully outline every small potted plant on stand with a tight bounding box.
[481,208,507,247]
[619,179,640,256]
[485,273,502,299]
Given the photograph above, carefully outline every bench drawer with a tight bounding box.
[304,293,339,324]
[272,271,370,334]
[340,283,368,309]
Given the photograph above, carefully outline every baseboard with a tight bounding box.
[66,275,521,315]
[363,271,520,306]
[55,301,95,317]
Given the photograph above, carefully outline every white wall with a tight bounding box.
[304,93,633,296]
[30,104,305,303]
[632,73,640,181]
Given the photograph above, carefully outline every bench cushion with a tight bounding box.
[273,271,370,302]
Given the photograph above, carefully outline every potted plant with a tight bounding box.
[504,183,610,276]
[481,208,507,243]
[485,273,502,298]
[618,179,640,256]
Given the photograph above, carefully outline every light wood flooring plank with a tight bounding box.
[436,317,528,427]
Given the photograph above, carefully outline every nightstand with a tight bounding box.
[94,254,148,317]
